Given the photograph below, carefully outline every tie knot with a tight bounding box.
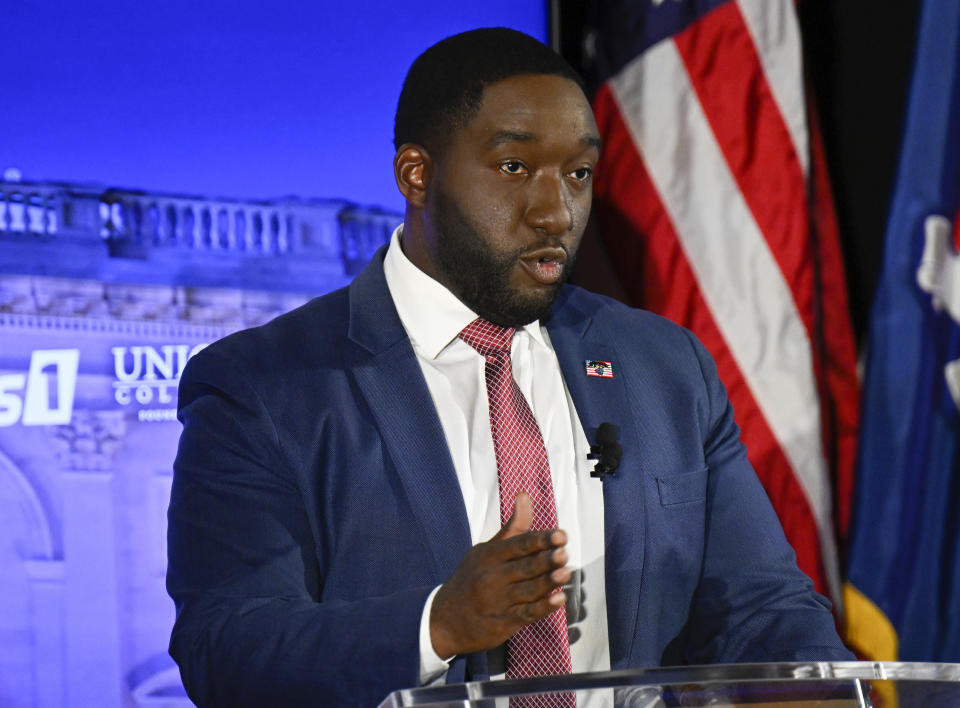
[459,318,515,356]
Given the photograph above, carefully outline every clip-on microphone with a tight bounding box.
[588,422,622,481]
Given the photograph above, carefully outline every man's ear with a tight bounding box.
[394,143,432,208]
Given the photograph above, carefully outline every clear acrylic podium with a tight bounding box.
[378,662,960,707]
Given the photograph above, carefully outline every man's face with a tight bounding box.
[416,74,600,327]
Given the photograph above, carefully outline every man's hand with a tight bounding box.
[429,492,571,659]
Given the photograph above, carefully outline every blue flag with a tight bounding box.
[844,0,960,662]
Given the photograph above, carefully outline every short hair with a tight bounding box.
[393,27,586,155]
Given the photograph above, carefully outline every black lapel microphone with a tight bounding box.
[588,422,622,480]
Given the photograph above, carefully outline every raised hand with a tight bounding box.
[429,492,571,659]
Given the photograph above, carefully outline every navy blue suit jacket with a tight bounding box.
[167,249,852,706]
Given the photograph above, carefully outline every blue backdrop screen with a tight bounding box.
[0,3,547,705]
[2,1,548,211]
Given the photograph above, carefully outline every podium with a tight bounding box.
[378,662,960,707]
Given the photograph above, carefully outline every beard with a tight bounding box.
[432,188,576,328]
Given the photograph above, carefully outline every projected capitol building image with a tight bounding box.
[0,175,400,706]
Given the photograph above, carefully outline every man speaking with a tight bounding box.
[167,27,853,707]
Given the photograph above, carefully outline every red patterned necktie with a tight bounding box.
[459,318,574,708]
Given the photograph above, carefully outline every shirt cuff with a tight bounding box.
[419,585,452,685]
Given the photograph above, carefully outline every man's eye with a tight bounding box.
[499,161,526,175]
[570,167,593,182]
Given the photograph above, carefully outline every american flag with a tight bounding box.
[587,0,860,604]
[585,360,614,378]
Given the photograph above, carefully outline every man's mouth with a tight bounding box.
[520,247,567,285]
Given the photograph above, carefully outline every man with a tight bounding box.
[167,28,853,707]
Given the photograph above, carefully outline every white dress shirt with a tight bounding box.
[382,226,611,696]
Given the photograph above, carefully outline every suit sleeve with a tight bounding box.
[166,345,432,707]
[679,330,855,663]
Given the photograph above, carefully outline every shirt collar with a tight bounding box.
[382,225,546,359]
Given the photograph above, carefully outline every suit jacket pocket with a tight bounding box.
[656,467,708,507]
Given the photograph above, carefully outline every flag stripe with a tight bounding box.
[593,83,830,594]
[735,0,809,175]
[673,2,815,342]
[672,3,862,548]
[606,37,840,602]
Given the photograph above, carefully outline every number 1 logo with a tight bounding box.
[0,349,80,426]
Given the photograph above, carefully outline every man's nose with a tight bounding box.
[525,174,573,235]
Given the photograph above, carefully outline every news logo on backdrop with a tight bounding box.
[0,349,80,426]
[0,343,212,427]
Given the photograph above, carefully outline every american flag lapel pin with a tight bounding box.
[585,360,614,378]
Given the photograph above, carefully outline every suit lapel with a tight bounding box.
[547,290,647,667]
[345,250,472,581]
[343,257,647,668]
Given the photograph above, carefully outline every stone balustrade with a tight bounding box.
[99,192,295,255]
[0,178,402,292]
[0,183,61,235]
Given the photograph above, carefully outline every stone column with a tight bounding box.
[24,559,66,708]
[50,410,126,708]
